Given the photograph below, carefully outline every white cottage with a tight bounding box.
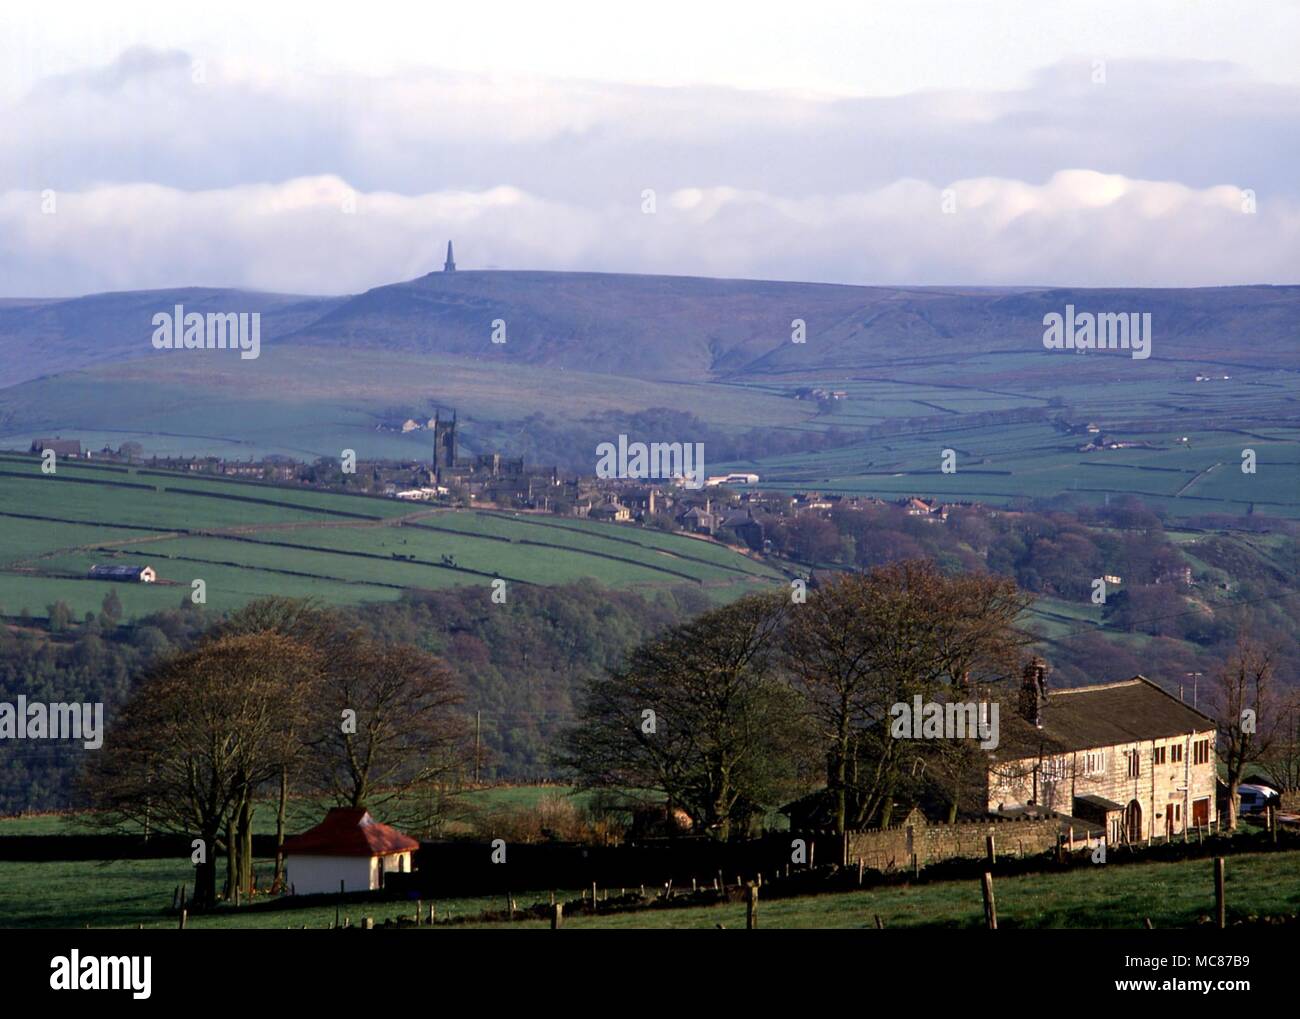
[282,807,419,895]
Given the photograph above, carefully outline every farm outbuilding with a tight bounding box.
[88,564,156,583]
[282,808,419,896]
[30,437,82,458]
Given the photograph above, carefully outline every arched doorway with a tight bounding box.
[1124,799,1143,843]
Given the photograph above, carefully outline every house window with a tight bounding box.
[1193,739,1210,765]
[1083,750,1105,776]
[1154,746,1166,765]
[1171,744,1183,763]
[1127,750,1140,778]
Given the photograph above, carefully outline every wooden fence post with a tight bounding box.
[745,883,758,930]
[551,902,563,930]
[1214,857,1225,929]
[981,872,997,930]
[986,834,996,866]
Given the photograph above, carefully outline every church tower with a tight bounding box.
[433,410,457,481]
[443,240,456,272]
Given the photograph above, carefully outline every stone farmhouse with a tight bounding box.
[989,659,1219,844]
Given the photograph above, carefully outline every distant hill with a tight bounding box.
[0,288,343,388]
[4,273,1296,390]
[289,272,1300,379]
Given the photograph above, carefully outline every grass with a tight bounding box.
[458,849,1300,930]
[0,855,580,930]
[4,845,1295,930]
[0,457,784,619]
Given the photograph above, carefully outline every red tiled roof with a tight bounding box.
[281,808,419,858]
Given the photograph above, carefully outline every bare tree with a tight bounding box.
[560,592,805,840]
[1262,691,1300,794]
[82,632,315,908]
[1208,640,1279,830]
[211,597,355,890]
[783,561,1030,830]
[304,640,470,832]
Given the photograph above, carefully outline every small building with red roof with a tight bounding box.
[282,807,419,895]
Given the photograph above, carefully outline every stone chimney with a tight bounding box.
[1019,657,1049,728]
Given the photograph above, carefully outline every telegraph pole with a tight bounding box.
[474,709,481,784]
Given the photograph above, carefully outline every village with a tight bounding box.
[25,428,957,559]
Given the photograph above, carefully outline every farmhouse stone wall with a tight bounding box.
[844,808,1061,871]
[987,728,1218,843]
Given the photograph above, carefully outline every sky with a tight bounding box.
[1,0,1298,296]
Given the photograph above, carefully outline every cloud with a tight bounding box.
[0,48,1297,293]
[1,170,1293,296]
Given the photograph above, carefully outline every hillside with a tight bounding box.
[0,287,343,388]
[3,273,1297,389]
[0,271,1295,516]
[288,272,1300,379]
[0,454,783,621]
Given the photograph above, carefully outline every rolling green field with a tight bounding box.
[460,850,1300,930]
[0,855,583,930]
[715,353,1300,518]
[0,456,784,620]
[0,345,812,462]
[2,846,1294,930]
[1,341,1296,520]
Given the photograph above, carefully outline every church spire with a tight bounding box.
[443,240,456,272]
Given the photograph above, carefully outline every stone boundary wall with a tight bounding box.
[845,810,1062,871]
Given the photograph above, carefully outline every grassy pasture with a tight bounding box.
[3,843,1295,930]
[0,459,783,620]
[460,849,1300,930]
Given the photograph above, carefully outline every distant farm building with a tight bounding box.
[588,501,632,522]
[88,564,156,583]
[282,808,419,895]
[31,437,82,458]
[705,472,759,487]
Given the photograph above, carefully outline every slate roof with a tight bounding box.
[281,808,419,858]
[88,564,150,580]
[1074,794,1125,812]
[993,676,1215,761]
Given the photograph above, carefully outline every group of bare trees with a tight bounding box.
[81,598,469,909]
[564,560,1297,839]
[561,560,1033,839]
